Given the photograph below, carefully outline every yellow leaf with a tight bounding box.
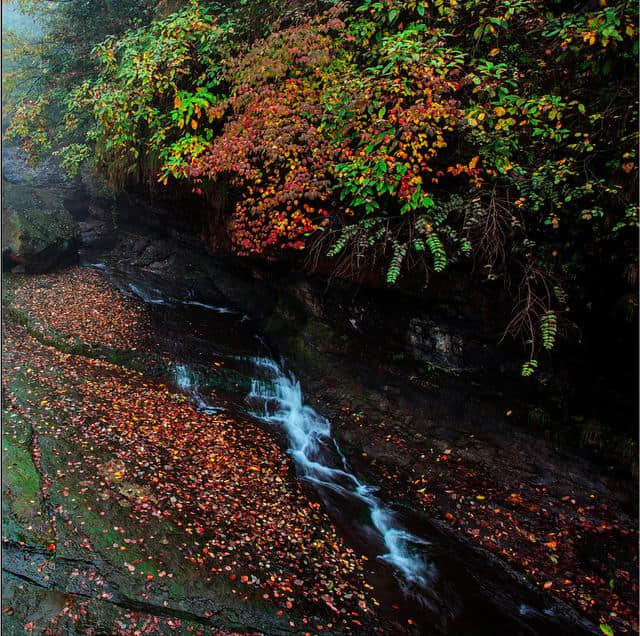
[469,155,480,169]
[494,106,506,117]
[488,48,500,57]
[191,119,198,130]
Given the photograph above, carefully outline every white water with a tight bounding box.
[174,363,219,414]
[248,357,434,589]
[181,300,235,314]
[175,363,195,391]
[129,288,236,314]
[128,283,168,305]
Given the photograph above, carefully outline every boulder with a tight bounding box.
[2,181,78,272]
[2,146,69,189]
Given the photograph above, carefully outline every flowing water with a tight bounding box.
[248,357,434,589]
[82,258,596,635]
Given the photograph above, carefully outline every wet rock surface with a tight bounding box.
[2,182,78,273]
[1,145,90,273]
[4,253,636,636]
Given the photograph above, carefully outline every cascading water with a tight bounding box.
[181,300,235,314]
[106,269,434,589]
[174,363,219,415]
[175,363,195,392]
[248,357,435,589]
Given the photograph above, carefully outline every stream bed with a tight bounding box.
[76,257,597,636]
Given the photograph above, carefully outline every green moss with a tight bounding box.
[2,183,77,256]
[1,410,49,545]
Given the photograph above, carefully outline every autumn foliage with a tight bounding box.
[4,0,638,372]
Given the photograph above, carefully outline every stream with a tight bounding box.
[82,256,596,635]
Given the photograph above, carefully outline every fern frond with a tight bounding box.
[386,242,407,284]
[426,234,447,272]
[521,359,538,377]
[540,310,558,350]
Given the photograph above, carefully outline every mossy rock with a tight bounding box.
[2,182,78,272]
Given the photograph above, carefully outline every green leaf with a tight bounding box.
[600,625,614,636]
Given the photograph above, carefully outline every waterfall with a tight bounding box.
[248,357,434,589]
[116,274,434,589]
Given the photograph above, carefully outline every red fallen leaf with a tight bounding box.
[543,581,553,589]
[240,575,249,583]
[48,543,56,552]
[146,573,154,581]
[545,540,557,549]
